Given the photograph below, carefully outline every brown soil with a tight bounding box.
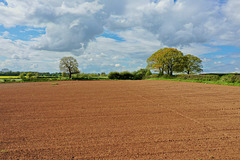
[0,80,240,159]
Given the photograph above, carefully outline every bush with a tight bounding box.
[3,79,10,83]
[177,75,220,81]
[108,72,121,79]
[19,73,26,81]
[26,72,34,79]
[161,74,176,79]
[145,70,152,77]
[101,72,107,76]
[220,75,240,83]
[120,71,134,80]
[133,69,151,80]
[62,72,67,77]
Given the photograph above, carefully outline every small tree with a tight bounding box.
[19,73,26,81]
[101,72,107,76]
[59,57,80,79]
[26,72,34,79]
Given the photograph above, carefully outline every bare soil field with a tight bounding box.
[1,80,240,159]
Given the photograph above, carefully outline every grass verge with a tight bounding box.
[147,77,240,86]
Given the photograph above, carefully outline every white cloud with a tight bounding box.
[115,64,121,67]
[214,61,223,65]
[178,43,219,56]
[0,0,240,73]
[235,67,240,72]
[202,58,212,62]
[1,0,240,51]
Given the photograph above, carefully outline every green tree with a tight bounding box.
[101,72,107,76]
[147,48,166,75]
[35,72,39,78]
[133,68,151,80]
[108,72,121,79]
[26,72,34,79]
[19,73,26,81]
[59,57,80,79]
[147,48,184,76]
[183,54,203,74]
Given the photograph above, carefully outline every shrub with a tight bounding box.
[108,72,121,79]
[133,69,151,80]
[220,75,240,83]
[119,71,134,80]
[177,75,220,81]
[161,74,175,79]
[145,70,152,77]
[62,72,67,77]
[26,72,34,79]
[147,74,159,79]
[19,73,26,81]
[101,72,107,76]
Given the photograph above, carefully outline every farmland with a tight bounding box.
[0,76,19,79]
[0,80,240,159]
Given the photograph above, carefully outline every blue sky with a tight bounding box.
[0,0,240,73]
[0,25,45,41]
[0,0,7,6]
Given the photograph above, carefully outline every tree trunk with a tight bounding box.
[159,68,164,75]
[187,70,190,75]
[170,65,173,76]
[162,64,165,75]
[167,67,170,75]
[68,68,72,79]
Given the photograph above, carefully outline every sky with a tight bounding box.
[0,0,240,73]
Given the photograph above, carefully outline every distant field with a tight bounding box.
[0,76,19,79]
[0,81,240,159]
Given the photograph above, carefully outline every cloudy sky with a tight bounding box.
[0,0,240,73]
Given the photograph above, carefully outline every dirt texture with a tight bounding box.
[0,80,240,159]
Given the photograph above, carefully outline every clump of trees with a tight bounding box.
[147,48,203,75]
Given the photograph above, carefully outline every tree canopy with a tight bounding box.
[147,48,202,75]
[183,54,203,74]
[59,57,79,78]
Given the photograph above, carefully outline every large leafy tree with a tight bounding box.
[59,57,79,78]
[183,54,203,74]
[147,48,166,75]
[147,48,184,75]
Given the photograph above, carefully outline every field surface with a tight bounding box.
[0,80,240,159]
[0,76,19,79]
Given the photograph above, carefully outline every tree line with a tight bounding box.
[59,48,203,79]
[1,48,203,80]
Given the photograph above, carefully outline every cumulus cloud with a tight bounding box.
[0,0,240,73]
[1,0,240,52]
[0,0,128,54]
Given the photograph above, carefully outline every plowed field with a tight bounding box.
[1,80,240,159]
